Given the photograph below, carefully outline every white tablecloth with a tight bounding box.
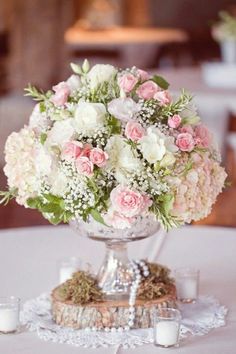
[0,225,235,353]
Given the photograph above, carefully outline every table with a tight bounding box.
[65,26,188,68]
[155,67,236,156]
[0,225,235,353]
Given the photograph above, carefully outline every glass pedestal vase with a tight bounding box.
[70,215,160,299]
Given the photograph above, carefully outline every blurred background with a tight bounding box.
[0,0,236,228]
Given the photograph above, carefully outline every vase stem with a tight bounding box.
[97,241,133,299]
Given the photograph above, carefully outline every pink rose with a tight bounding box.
[125,121,145,142]
[118,73,138,93]
[110,185,151,217]
[180,125,194,135]
[168,114,182,129]
[76,156,93,177]
[137,69,150,81]
[176,133,195,152]
[103,210,135,229]
[80,143,92,158]
[194,124,212,148]
[154,90,171,106]
[51,82,70,106]
[136,81,158,100]
[89,148,108,167]
[61,141,83,161]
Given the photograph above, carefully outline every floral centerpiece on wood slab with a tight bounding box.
[1,60,226,231]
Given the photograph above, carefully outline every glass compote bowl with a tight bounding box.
[70,215,160,299]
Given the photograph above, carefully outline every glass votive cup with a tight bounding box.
[174,267,199,303]
[0,297,20,334]
[58,257,81,284]
[153,308,181,348]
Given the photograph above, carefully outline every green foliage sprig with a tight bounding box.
[24,84,52,102]
[0,188,17,206]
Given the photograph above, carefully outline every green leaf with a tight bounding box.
[107,115,121,134]
[90,209,107,226]
[70,63,82,75]
[27,197,42,209]
[152,75,170,90]
[40,133,47,145]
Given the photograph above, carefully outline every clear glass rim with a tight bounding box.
[174,267,199,277]
[0,296,20,304]
[155,307,181,320]
[57,256,81,266]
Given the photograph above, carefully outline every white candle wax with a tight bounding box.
[176,278,198,300]
[59,266,77,284]
[155,321,180,347]
[0,307,19,333]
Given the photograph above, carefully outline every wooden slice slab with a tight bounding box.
[51,284,177,329]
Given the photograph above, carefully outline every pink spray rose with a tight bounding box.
[51,82,70,106]
[176,133,195,152]
[180,125,194,135]
[118,73,138,93]
[76,156,94,177]
[194,124,212,148]
[80,143,92,158]
[110,185,152,217]
[125,121,145,142]
[154,90,171,106]
[61,141,83,161]
[137,69,150,81]
[89,148,108,167]
[136,81,158,100]
[168,114,182,129]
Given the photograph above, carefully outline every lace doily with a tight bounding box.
[21,293,227,349]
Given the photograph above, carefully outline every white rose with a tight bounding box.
[66,74,81,92]
[46,119,75,148]
[105,136,142,183]
[50,171,68,196]
[139,127,166,163]
[87,64,117,89]
[73,102,106,135]
[107,98,141,122]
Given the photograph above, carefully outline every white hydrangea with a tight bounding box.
[4,126,52,206]
[87,64,117,89]
[73,102,106,135]
[29,104,51,135]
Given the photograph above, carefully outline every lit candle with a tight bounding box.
[174,268,199,303]
[0,297,20,333]
[154,321,180,347]
[153,308,181,348]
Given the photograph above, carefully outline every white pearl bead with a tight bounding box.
[129,306,135,313]
[85,327,91,332]
[128,320,134,326]
[118,327,124,332]
[129,300,135,306]
[143,265,148,271]
[92,326,97,331]
[144,271,149,277]
[136,274,141,280]
[129,314,135,320]
[111,327,116,333]
[104,327,110,332]
[135,269,140,274]
[139,261,145,267]
[124,325,130,331]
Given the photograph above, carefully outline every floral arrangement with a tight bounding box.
[212,11,236,42]
[0,60,227,230]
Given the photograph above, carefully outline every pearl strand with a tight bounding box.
[84,259,149,333]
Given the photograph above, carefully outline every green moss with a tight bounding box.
[58,271,103,305]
